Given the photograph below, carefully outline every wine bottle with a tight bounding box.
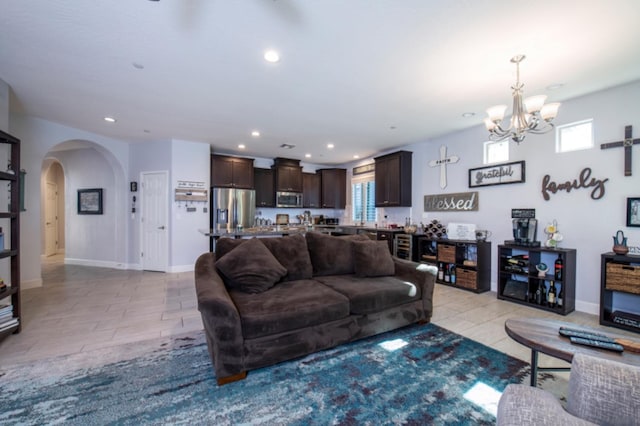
[450,264,456,284]
[438,262,444,281]
[547,280,556,308]
[535,282,543,305]
[557,284,563,308]
[444,264,450,283]
[554,255,563,281]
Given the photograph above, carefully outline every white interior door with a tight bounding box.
[141,171,169,272]
[44,182,58,256]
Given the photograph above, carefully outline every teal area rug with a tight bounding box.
[1,324,533,425]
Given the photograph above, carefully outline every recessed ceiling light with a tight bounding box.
[132,62,144,70]
[104,116,116,123]
[327,143,334,149]
[251,130,260,137]
[305,153,311,158]
[238,144,246,149]
[353,155,360,159]
[462,112,475,118]
[264,50,280,63]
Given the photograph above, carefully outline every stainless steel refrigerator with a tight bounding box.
[211,187,256,234]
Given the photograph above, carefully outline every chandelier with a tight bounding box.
[484,55,560,143]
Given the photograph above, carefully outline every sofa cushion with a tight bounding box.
[260,234,313,281]
[352,240,395,277]
[229,279,351,339]
[215,238,287,293]
[305,232,369,276]
[315,275,421,315]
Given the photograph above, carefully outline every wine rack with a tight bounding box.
[497,245,576,315]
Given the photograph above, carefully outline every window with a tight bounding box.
[556,119,593,153]
[483,140,509,164]
[352,178,376,224]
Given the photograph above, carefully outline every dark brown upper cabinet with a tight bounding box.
[374,150,412,207]
[303,172,321,208]
[254,168,275,207]
[273,158,303,192]
[211,155,254,189]
[320,168,346,209]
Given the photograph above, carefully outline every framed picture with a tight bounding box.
[627,197,640,227]
[468,160,525,188]
[78,188,103,215]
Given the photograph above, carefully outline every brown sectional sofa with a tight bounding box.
[195,231,437,385]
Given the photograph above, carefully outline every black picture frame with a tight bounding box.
[627,197,640,227]
[78,188,103,215]
[468,160,526,188]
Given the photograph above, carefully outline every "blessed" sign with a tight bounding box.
[424,191,479,212]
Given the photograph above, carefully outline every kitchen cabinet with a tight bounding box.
[319,168,346,209]
[374,150,412,207]
[497,245,576,315]
[254,168,275,207]
[273,158,303,192]
[303,172,321,208]
[0,130,21,342]
[600,252,640,334]
[211,155,254,189]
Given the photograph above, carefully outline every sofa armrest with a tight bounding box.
[393,257,436,319]
[567,352,640,425]
[194,252,245,381]
[497,384,594,426]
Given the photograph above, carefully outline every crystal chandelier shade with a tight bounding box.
[484,55,560,143]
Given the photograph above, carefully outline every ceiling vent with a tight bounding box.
[280,144,295,149]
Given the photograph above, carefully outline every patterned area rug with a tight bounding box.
[0,324,551,425]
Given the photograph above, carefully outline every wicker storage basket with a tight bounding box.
[456,269,477,290]
[606,263,640,295]
[437,243,456,263]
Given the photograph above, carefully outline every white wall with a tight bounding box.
[384,80,640,314]
[0,78,8,131]
[170,139,210,272]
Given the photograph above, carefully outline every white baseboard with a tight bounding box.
[168,264,195,273]
[21,278,43,289]
[64,258,129,270]
[575,300,600,316]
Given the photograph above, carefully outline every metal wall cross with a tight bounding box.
[429,145,459,189]
[600,125,640,176]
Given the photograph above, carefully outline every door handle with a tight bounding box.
[158,226,166,230]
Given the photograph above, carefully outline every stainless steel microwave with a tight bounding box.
[276,191,303,208]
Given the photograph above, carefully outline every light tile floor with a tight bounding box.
[1,254,637,370]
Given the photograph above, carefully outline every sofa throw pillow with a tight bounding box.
[260,234,313,281]
[215,238,287,293]
[215,237,245,260]
[352,240,395,277]
[305,231,369,276]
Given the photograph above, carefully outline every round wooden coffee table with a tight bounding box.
[505,317,640,386]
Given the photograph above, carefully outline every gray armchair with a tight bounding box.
[497,352,640,425]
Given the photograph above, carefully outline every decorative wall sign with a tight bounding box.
[541,167,608,201]
[424,191,479,212]
[77,188,103,214]
[600,125,640,176]
[468,161,525,188]
[429,145,459,189]
[353,163,375,175]
[511,208,535,219]
[627,197,640,227]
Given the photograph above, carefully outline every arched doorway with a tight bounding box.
[40,140,128,269]
[41,159,65,258]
